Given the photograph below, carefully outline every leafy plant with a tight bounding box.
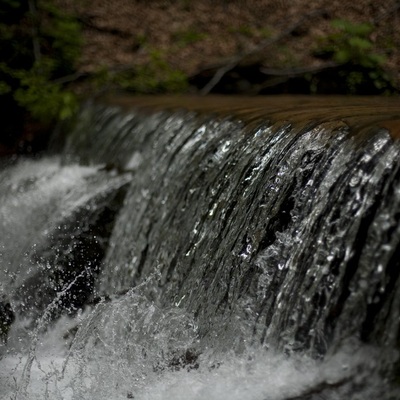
[122,49,187,93]
[0,0,81,123]
[13,66,78,121]
[106,49,188,94]
[315,19,394,93]
[40,4,82,75]
[318,19,385,68]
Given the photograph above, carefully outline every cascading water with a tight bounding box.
[1,96,400,400]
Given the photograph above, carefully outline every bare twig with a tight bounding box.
[200,61,238,95]
[52,71,90,85]
[200,9,326,95]
[28,0,41,64]
[51,63,137,85]
[260,62,339,77]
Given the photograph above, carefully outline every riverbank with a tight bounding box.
[56,0,400,95]
[2,0,399,157]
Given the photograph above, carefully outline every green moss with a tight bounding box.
[229,25,254,37]
[172,28,208,47]
[259,27,273,39]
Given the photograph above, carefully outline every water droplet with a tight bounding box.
[349,175,360,187]
[321,266,329,275]
[359,279,368,289]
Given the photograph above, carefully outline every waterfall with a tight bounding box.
[1,96,400,399]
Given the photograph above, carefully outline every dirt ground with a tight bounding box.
[55,0,400,93]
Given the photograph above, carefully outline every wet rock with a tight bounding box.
[14,181,129,320]
[0,299,15,343]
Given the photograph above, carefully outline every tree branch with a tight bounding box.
[200,9,326,95]
[28,0,41,64]
[260,61,339,77]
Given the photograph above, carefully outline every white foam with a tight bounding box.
[0,300,387,400]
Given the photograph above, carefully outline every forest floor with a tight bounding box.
[56,0,400,95]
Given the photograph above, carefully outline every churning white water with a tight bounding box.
[0,280,388,400]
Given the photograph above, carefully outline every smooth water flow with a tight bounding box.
[1,96,400,399]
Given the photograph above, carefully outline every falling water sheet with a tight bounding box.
[1,96,400,399]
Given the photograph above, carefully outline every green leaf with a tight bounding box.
[331,19,349,31]
[331,19,373,37]
[367,53,386,65]
[0,80,11,94]
[334,49,351,64]
[348,37,373,50]
[347,22,373,37]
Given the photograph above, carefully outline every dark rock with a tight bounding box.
[0,299,15,343]
[14,181,129,320]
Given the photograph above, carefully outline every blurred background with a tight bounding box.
[1,0,399,155]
